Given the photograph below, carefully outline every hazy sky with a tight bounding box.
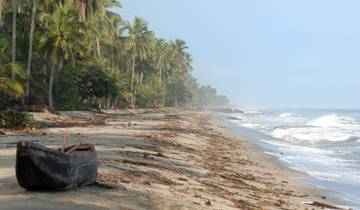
[117,0,360,109]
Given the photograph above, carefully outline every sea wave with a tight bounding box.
[280,112,298,118]
[240,123,262,129]
[244,110,262,115]
[271,127,360,143]
[307,114,360,129]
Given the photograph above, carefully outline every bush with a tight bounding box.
[136,77,165,108]
[55,61,123,110]
[0,109,31,128]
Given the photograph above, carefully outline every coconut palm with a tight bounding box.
[170,39,189,71]
[106,15,125,72]
[124,17,154,107]
[154,39,171,83]
[25,0,38,99]
[39,3,83,109]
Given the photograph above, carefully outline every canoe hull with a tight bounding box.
[16,141,97,190]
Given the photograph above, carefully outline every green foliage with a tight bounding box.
[0,94,11,110]
[55,61,123,110]
[0,0,230,116]
[165,73,192,107]
[0,63,25,97]
[136,77,165,108]
[192,85,230,108]
[0,109,31,128]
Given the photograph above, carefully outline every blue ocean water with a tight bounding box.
[225,109,360,208]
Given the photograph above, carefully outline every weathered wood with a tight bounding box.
[61,132,69,152]
[16,141,97,191]
[65,142,81,154]
[304,201,342,209]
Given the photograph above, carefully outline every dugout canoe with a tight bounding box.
[16,141,97,190]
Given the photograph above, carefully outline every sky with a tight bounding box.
[116,0,360,109]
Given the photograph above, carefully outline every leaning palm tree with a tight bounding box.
[124,17,154,107]
[0,63,25,97]
[39,3,83,109]
[25,0,38,99]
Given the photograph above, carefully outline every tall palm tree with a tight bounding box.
[25,0,38,99]
[171,39,189,71]
[69,0,121,57]
[124,17,154,107]
[154,39,171,83]
[106,15,125,72]
[39,3,83,109]
[11,0,16,79]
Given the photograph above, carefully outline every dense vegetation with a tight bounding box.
[0,0,229,115]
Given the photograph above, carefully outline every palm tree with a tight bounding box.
[0,63,25,97]
[39,3,83,109]
[25,0,38,99]
[11,0,16,79]
[154,39,171,83]
[124,17,154,107]
[171,39,189,71]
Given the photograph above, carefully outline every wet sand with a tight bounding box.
[0,109,342,209]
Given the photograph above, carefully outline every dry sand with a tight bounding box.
[0,109,344,209]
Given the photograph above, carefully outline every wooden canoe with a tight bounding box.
[16,141,97,191]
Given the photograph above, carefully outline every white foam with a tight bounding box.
[271,127,360,143]
[240,123,261,129]
[244,110,262,115]
[280,112,298,118]
[308,114,360,129]
[270,114,360,143]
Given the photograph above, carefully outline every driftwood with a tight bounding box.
[304,201,343,209]
[16,141,97,191]
[65,142,81,154]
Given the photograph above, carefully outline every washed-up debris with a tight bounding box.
[304,201,343,209]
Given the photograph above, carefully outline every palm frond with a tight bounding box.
[0,77,24,97]
[0,63,25,79]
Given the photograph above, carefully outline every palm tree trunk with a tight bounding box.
[11,0,17,80]
[25,0,37,99]
[43,57,47,86]
[131,55,135,108]
[0,0,4,28]
[48,65,55,109]
[79,0,86,22]
[140,71,143,85]
[96,36,101,57]
[159,67,162,83]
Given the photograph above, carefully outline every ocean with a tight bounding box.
[225,109,360,208]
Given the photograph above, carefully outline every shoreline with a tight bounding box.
[223,113,360,209]
[211,113,346,208]
[0,109,344,209]
[220,116,350,208]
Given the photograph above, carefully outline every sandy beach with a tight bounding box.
[0,109,342,210]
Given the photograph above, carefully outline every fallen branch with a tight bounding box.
[65,142,81,154]
[93,181,117,189]
[304,201,343,209]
